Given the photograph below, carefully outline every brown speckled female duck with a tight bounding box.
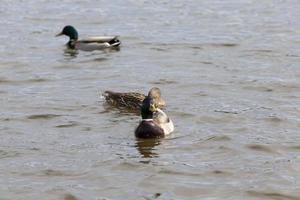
[103,87,165,111]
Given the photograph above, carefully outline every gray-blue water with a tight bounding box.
[1,0,300,199]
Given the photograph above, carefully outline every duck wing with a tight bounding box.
[103,91,146,110]
[153,108,169,123]
[80,36,120,46]
[154,108,174,135]
[80,36,119,43]
[159,118,174,135]
[75,36,121,51]
[74,42,110,51]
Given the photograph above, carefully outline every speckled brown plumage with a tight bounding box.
[103,91,145,110]
[102,87,165,111]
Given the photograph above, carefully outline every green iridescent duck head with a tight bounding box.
[56,25,78,40]
[141,97,158,119]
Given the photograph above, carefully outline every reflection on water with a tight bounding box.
[135,138,161,158]
[246,190,300,200]
[64,194,80,200]
[62,45,120,59]
[63,48,79,58]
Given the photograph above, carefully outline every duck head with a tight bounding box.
[148,87,165,108]
[148,87,161,99]
[56,25,78,40]
[141,97,158,120]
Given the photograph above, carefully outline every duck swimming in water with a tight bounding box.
[135,96,174,139]
[56,25,120,51]
[103,87,165,112]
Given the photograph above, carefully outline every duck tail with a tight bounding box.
[108,37,121,47]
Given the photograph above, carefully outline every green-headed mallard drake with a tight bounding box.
[103,87,165,111]
[135,96,174,139]
[56,25,120,51]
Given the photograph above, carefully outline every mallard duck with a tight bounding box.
[56,25,120,51]
[135,96,174,138]
[103,87,165,111]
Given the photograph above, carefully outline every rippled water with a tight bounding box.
[1,0,300,199]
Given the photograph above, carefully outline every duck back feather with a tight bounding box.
[103,91,145,110]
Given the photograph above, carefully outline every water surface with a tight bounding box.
[1,0,300,199]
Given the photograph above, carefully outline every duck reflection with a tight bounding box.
[63,45,119,56]
[63,48,78,58]
[135,138,161,158]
